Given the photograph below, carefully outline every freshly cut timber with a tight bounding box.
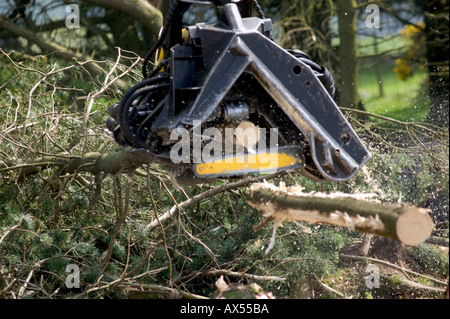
[106,0,371,183]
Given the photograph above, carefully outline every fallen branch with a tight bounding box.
[68,47,141,150]
[426,236,449,247]
[382,273,446,296]
[0,218,24,245]
[314,274,345,299]
[246,182,434,246]
[339,254,448,287]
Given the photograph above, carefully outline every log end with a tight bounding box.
[396,207,434,246]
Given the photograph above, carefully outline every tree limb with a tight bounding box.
[339,254,448,287]
[82,0,163,37]
[0,17,104,76]
[202,269,286,282]
[313,274,345,298]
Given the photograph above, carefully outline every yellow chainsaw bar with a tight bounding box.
[193,147,304,178]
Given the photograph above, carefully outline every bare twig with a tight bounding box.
[101,173,134,270]
[68,48,140,150]
[0,218,24,246]
[314,274,345,299]
[17,270,34,298]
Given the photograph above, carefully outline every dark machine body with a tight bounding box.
[106,0,371,183]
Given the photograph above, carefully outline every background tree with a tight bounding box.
[421,0,449,127]
[367,0,449,126]
[0,0,163,59]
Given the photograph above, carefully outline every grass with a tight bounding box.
[357,34,407,57]
[353,31,430,123]
[358,58,429,123]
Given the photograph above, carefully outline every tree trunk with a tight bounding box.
[246,183,434,246]
[423,0,449,127]
[373,31,384,98]
[336,0,361,109]
[0,148,166,178]
[104,9,153,57]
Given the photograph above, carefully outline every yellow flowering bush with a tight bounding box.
[393,22,426,80]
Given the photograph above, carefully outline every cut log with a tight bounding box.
[396,208,436,246]
[246,182,434,246]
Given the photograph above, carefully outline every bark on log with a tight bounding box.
[246,182,434,246]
